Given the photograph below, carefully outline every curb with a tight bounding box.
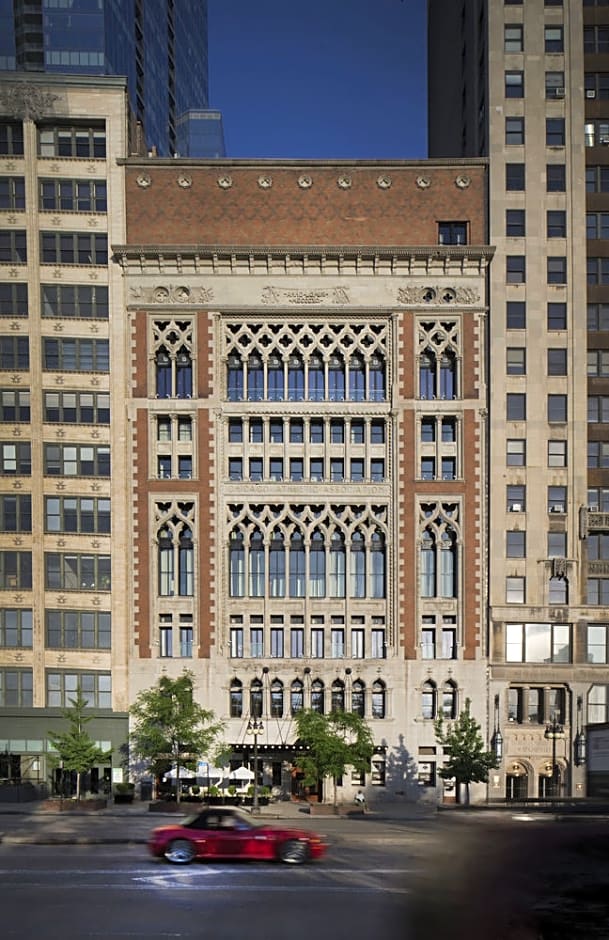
[1,834,148,845]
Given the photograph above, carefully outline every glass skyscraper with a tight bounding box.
[0,0,223,157]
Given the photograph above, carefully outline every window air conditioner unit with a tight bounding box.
[510,503,522,512]
[550,504,564,513]
[554,87,565,98]
[586,90,596,98]
[600,137,609,145]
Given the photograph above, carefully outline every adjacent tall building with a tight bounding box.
[0,0,223,158]
[429,0,604,798]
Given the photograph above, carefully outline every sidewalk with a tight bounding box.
[0,797,435,846]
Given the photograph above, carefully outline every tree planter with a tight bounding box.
[148,801,185,813]
[39,798,107,812]
[113,793,134,804]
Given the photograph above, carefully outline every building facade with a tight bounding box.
[0,74,130,792]
[0,0,222,158]
[429,0,604,799]
[116,159,492,802]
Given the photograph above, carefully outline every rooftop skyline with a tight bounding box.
[208,0,427,160]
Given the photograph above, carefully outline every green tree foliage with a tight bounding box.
[129,671,224,803]
[434,697,498,804]
[48,688,112,801]
[294,709,374,806]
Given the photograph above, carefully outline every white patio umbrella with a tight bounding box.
[163,765,196,780]
[229,765,255,781]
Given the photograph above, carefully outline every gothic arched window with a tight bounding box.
[311,679,325,714]
[230,678,243,718]
[352,679,365,717]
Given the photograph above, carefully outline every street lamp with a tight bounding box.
[574,695,587,767]
[544,712,565,799]
[491,694,503,762]
[246,717,263,814]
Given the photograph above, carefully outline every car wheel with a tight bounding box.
[279,839,309,865]
[164,839,196,865]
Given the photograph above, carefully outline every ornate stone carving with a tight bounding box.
[217,175,233,189]
[416,176,431,189]
[298,175,313,189]
[397,285,480,305]
[136,174,152,188]
[128,284,215,304]
[261,286,350,305]
[455,175,471,189]
[177,174,192,188]
[257,175,273,189]
[337,175,352,189]
[376,175,392,189]
[0,83,59,121]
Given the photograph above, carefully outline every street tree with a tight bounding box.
[48,688,112,801]
[434,697,498,804]
[294,709,374,807]
[129,671,224,803]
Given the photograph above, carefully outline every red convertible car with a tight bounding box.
[149,806,328,865]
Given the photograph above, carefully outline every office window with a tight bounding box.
[548,440,567,467]
[0,495,31,532]
[331,628,345,658]
[588,257,609,285]
[0,122,24,156]
[0,442,31,475]
[548,532,567,558]
[0,669,32,706]
[588,488,609,512]
[588,396,609,423]
[506,163,525,190]
[545,71,565,97]
[0,177,25,210]
[438,222,467,245]
[310,419,324,443]
[228,458,242,481]
[547,256,567,284]
[548,303,566,330]
[584,25,609,53]
[370,459,384,482]
[0,551,32,588]
[351,628,365,659]
[42,283,108,319]
[506,530,526,558]
[586,166,609,192]
[588,303,609,331]
[507,393,526,420]
[506,209,525,236]
[0,608,32,648]
[506,623,570,663]
[39,178,107,212]
[507,439,526,466]
[547,348,567,375]
[0,283,27,318]
[311,628,324,658]
[588,350,609,376]
[44,552,110,591]
[546,164,566,191]
[507,484,526,512]
[46,609,110,650]
[0,336,30,371]
[507,256,526,283]
[506,576,525,604]
[588,441,609,469]
[505,71,524,97]
[504,24,524,51]
[0,389,30,422]
[548,394,567,422]
[0,231,26,263]
[40,232,107,265]
[587,625,609,664]
[506,117,525,145]
[586,72,609,99]
[507,301,526,329]
[42,338,109,372]
[43,443,110,476]
[38,123,106,158]
[547,211,566,238]
[421,456,435,481]
[546,118,565,147]
[545,26,563,52]
[230,628,243,658]
[587,212,609,240]
[270,628,284,658]
[588,580,609,605]
[74,375,105,421]
[44,496,110,534]
[507,347,526,374]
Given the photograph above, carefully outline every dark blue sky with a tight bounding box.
[208,0,427,160]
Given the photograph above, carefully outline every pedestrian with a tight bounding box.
[354,789,367,813]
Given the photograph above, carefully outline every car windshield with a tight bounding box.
[180,809,262,830]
